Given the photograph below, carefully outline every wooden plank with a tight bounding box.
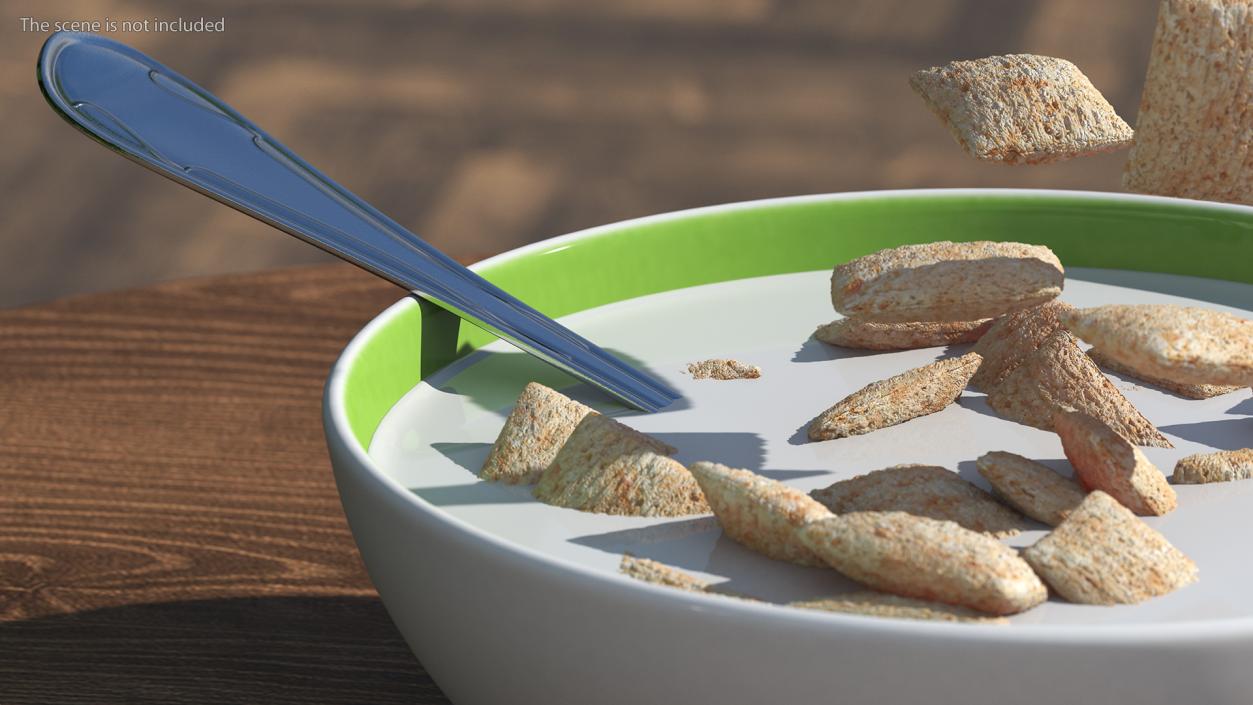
[0,265,449,703]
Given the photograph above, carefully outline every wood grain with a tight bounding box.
[0,265,450,704]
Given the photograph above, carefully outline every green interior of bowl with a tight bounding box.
[340,192,1253,449]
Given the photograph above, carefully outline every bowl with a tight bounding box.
[323,189,1253,705]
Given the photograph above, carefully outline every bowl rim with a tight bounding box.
[324,188,1253,643]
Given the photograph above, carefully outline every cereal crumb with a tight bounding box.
[685,359,761,380]
[619,554,710,592]
[790,591,1008,624]
[1173,449,1253,485]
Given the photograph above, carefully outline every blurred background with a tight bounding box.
[1,0,1157,308]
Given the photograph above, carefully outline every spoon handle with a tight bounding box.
[38,31,679,412]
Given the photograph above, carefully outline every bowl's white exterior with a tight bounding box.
[323,190,1253,705]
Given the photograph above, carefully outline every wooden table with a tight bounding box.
[0,265,450,704]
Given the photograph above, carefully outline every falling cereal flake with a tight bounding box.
[910,54,1133,164]
[1123,0,1253,204]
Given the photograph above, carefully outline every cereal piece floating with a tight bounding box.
[809,464,1030,537]
[1053,408,1176,516]
[1063,305,1253,388]
[687,461,832,567]
[481,382,595,484]
[910,54,1133,164]
[1172,449,1253,484]
[1088,347,1243,399]
[685,358,761,380]
[1022,491,1197,605]
[619,554,710,592]
[969,301,1073,391]
[790,591,1008,624]
[620,555,757,601]
[807,352,982,441]
[813,318,992,351]
[799,512,1047,615]
[533,414,706,517]
[831,241,1063,323]
[1123,0,1253,204]
[985,330,1172,447]
[975,451,1086,527]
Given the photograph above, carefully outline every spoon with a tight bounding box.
[37,31,679,412]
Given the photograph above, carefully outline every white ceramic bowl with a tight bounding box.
[324,190,1253,705]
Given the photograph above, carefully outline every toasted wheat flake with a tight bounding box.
[619,554,710,592]
[1023,491,1197,605]
[685,358,762,380]
[1124,0,1253,204]
[831,241,1064,323]
[687,461,833,567]
[1088,347,1243,399]
[481,382,596,484]
[814,318,992,350]
[810,464,1030,537]
[975,451,1087,527]
[985,329,1172,448]
[807,352,982,441]
[1063,304,1253,388]
[790,591,1008,624]
[799,512,1047,615]
[969,301,1074,391]
[619,555,758,602]
[1172,448,1253,484]
[533,414,706,517]
[910,54,1133,164]
[1053,408,1176,516]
